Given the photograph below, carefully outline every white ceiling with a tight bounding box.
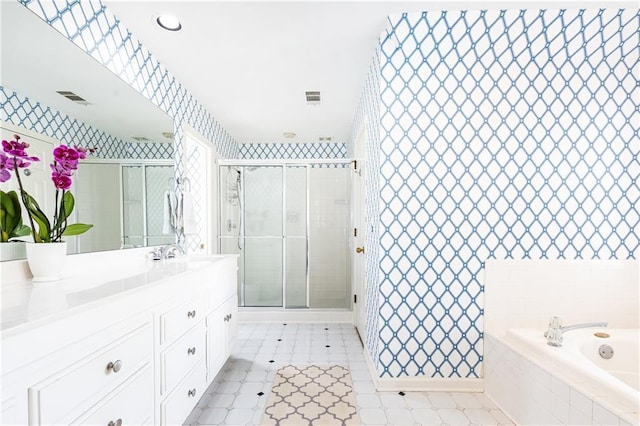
[103,0,635,146]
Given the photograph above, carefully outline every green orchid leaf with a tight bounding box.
[13,223,31,237]
[55,191,75,229]
[62,223,93,236]
[23,192,51,243]
[1,191,20,235]
[1,190,31,241]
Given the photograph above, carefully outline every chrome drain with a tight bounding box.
[599,344,614,359]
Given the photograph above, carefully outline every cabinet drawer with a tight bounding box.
[159,296,207,346]
[30,322,151,425]
[161,322,206,395]
[161,360,207,426]
[72,364,153,425]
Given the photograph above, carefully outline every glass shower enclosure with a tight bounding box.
[218,163,350,309]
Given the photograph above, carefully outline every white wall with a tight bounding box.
[484,259,640,335]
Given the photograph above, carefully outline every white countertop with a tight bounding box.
[1,254,231,333]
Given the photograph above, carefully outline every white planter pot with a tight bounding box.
[25,241,67,282]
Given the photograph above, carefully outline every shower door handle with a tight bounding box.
[356,246,364,254]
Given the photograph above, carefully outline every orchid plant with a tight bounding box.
[0,134,93,243]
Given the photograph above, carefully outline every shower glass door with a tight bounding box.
[218,163,349,310]
[284,166,307,308]
[243,166,283,306]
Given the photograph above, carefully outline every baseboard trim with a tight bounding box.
[363,348,484,392]
[237,309,354,323]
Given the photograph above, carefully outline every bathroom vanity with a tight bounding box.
[0,250,238,425]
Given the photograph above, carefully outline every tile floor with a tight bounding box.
[184,323,514,425]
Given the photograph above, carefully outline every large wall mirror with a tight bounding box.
[1,2,176,260]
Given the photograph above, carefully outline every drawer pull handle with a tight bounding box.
[187,310,197,318]
[187,347,197,355]
[188,388,197,397]
[107,419,122,426]
[106,360,123,373]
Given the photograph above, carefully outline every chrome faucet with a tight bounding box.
[544,316,608,347]
[149,244,185,261]
[160,243,185,259]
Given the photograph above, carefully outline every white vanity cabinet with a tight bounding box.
[1,253,238,426]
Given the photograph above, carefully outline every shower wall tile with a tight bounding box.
[350,7,640,379]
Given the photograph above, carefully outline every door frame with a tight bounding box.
[351,124,367,343]
[184,125,218,254]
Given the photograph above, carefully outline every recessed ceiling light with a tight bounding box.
[156,14,182,31]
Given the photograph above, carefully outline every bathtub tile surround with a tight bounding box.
[484,259,640,334]
[0,88,173,160]
[484,334,638,425]
[351,7,640,381]
[184,323,514,425]
[484,259,639,424]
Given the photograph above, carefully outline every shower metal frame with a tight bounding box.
[218,159,352,309]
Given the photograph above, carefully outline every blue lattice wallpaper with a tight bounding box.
[352,7,640,379]
[1,87,173,160]
[239,142,347,160]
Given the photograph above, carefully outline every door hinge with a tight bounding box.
[353,228,357,237]
[354,294,357,304]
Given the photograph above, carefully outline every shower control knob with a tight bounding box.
[356,247,364,254]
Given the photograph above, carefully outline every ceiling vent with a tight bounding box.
[56,90,89,105]
[305,91,321,105]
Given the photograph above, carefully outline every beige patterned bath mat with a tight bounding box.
[261,364,360,425]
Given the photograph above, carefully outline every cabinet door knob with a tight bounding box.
[188,388,197,397]
[187,347,197,355]
[187,310,197,318]
[107,418,122,426]
[106,360,123,373]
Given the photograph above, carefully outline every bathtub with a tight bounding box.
[485,328,640,425]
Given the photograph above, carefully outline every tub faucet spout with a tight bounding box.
[544,316,608,347]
